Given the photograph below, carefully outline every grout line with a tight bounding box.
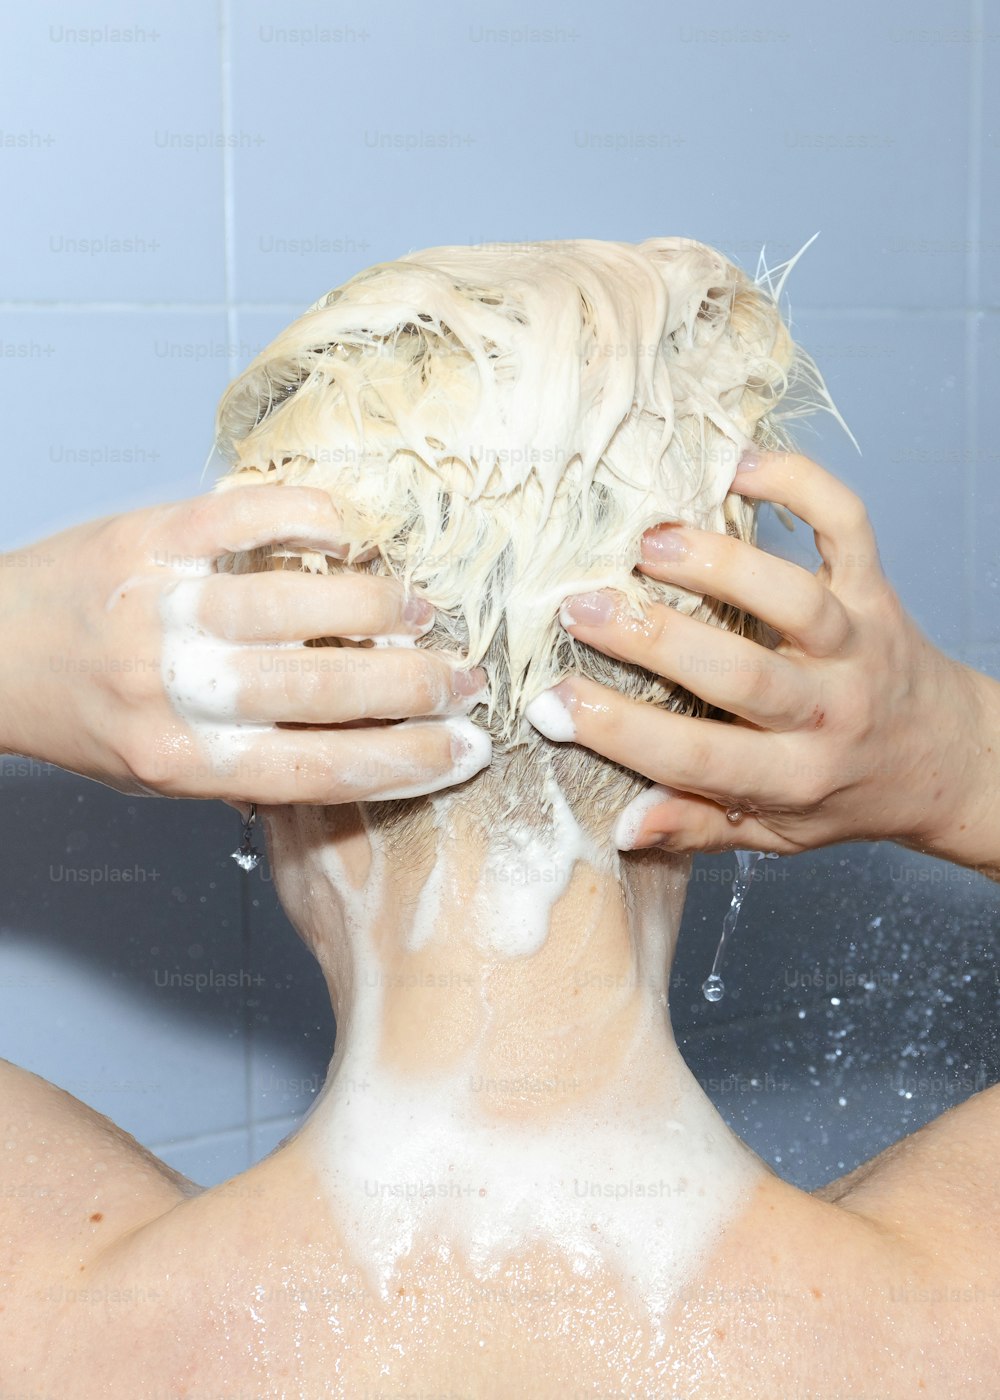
[218,0,240,379]
[1,302,998,317]
[0,302,305,314]
[964,309,978,653]
[211,0,253,1114]
[150,1113,301,1154]
[963,0,985,650]
[967,0,984,310]
[148,1125,251,1154]
[240,854,256,1134]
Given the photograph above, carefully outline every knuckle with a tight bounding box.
[284,484,334,514]
[122,735,175,792]
[187,491,231,539]
[784,451,824,477]
[738,657,776,711]
[408,654,447,714]
[843,686,877,745]
[233,657,260,715]
[238,575,281,637]
[791,765,828,809]
[837,494,870,538]
[794,588,828,639]
[293,655,328,714]
[642,604,675,653]
[868,577,903,625]
[225,487,263,533]
[683,734,714,783]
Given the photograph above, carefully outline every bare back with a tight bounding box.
[3,1058,999,1398]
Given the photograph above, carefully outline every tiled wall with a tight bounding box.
[1,0,998,1187]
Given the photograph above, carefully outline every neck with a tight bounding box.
[264,784,692,1118]
[261,790,765,1312]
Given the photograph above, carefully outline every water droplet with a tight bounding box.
[701,849,776,1003]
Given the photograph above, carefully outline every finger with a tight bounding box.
[182,716,492,804]
[559,591,812,730]
[731,450,883,599]
[164,484,365,562]
[524,674,799,807]
[196,570,435,643]
[613,784,803,856]
[638,526,851,658]
[234,645,487,723]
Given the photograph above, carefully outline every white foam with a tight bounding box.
[311,997,760,1327]
[614,783,674,851]
[470,767,609,958]
[523,690,576,743]
[159,575,270,769]
[293,772,761,1331]
[404,790,459,953]
[337,716,492,801]
[213,237,835,730]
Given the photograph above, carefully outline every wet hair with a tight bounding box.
[214,237,843,853]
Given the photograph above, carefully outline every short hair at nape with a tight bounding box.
[214,236,846,852]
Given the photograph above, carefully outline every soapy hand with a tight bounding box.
[0,486,491,803]
[529,452,1000,878]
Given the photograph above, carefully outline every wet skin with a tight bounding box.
[3,809,999,1398]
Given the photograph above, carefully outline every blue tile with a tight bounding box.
[251,1116,301,1163]
[228,0,969,308]
[244,869,334,1122]
[971,315,1000,642]
[152,1129,252,1188]
[979,32,1000,307]
[0,2,224,301]
[232,307,308,366]
[961,643,1000,681]
[681,999,998,1191]
[0,310,232,548]
[759,309,967,652]
[0,771,249,1145]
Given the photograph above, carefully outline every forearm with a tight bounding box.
[0,544,46,759]
[905,663,1000,884]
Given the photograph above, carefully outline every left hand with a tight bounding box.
[526,451,990,861]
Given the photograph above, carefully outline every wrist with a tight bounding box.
[903,660,1000,882]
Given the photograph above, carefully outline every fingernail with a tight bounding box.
[403,594,435,629]
[641,525,688,562]
[451,665,488,700]
[365,717,492,799]
[734,448,761,474]
[559,591,615,628]
[447,717,493,779]
[523,681,576,742]
[614,783,678,851]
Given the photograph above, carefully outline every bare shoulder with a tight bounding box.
[815,1082,1000,1268]
[0,1055,194,1284]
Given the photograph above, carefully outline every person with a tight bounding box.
[1,236,998,1397]
[1,449,998,880]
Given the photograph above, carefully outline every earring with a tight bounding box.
[231,803,261,871]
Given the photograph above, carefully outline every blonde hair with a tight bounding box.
[214,237,840,848]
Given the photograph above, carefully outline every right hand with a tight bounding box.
[0,485,491,803]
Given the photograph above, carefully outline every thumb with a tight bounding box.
[614,785,800,856]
